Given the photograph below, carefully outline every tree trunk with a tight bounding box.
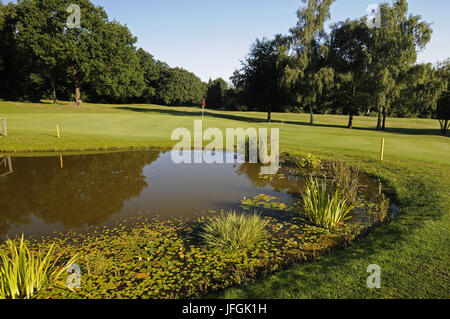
[51,80,57,104]
[349,86,356,129]
[348,113,354,129]
[309,102,314,126]
[267,105,272,122]
[75,86,81,106]
[72,67,82,106]
[440,119,449,135]
[382,107,386,130]
[377,106,383,130]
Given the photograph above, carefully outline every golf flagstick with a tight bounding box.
[202,99,205,121]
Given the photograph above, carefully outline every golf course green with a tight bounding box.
[0,100,449,298]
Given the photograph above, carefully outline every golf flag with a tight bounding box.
[202,100,206,109]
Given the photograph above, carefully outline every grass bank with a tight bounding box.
[210,152,450,298]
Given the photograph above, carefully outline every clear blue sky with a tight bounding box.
[15,0,450,82]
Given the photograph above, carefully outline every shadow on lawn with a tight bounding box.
[116,106,444,137]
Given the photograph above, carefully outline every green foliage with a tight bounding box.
[330,161,360,206]
[156,67,207,106]
[301,176,357,229]
[0,0,206,106]
[231,35,291,121]
[27,199,379,299]
[0,0,444,125]
[295,153,322,169]
[288,0,335,125]
[367,0,433,129]
[0,236,76,299]
[392,63,445,118]
[136,48,165,103]
[240,194,288,212]
[206,78,228,109]
[86,20,145,103]
[200,211,268,251]
[230,0,441,129]
[435,59,449,135]
[300,162,360,229]
[82,250,114,277]
[216,154,450,299]
[0,156,389,299]
[328,19,372,127]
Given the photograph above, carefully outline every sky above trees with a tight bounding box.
[77,0,450,82]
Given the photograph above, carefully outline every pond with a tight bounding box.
[0,151,391,299]
[0,151,306,238]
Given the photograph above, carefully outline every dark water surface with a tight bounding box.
[0,151,305,238]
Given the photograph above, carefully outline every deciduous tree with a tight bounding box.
[367,0,432,130]
[289,0,335,125]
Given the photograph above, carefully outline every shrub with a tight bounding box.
[200,211,268,250]
[301,177,357,229]
[296,153,322,169]
[82,250,113,277]
[0,236,76,299]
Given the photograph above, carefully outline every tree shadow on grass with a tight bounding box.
[116,106,268,124]
[116,106,444,137]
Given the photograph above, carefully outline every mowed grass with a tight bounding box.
[209,155,450,299]
[0,100,449,299]
[0,101,448,165]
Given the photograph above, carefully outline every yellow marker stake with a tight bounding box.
[380,138,385,161]
[56,124,60,138]
[60,154,63,168]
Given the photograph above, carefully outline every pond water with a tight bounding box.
[0,151,306,238]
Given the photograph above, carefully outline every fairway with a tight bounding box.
[1,101,448,166]
[0,101,449,299]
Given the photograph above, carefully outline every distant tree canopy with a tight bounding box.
[206,78,228,109]
[231,0,448,131]
[0,0,207,106]
[436,60,450,135]
[231,36,290,121]
[155,67,206,106]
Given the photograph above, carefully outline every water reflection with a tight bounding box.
[236,163,306,195]
[0,152,159,237]
[0,155,13,177]
[0,151,304,238]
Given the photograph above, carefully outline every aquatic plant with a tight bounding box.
[82,250,114,277]
[301,177,357,229]
[296,153,322,169]
[200,211,268,251]
[331,161,360,206]
[0,236,76,299]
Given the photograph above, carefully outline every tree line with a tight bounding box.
[0,0,208,106]
[229,0,449,133]
[0,0,448,134]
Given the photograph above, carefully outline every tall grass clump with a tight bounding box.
[0,236,77,299]
[301,162,360,229]
[301,177,358,229]
[200,211,268,251]
[331,161,360,205]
